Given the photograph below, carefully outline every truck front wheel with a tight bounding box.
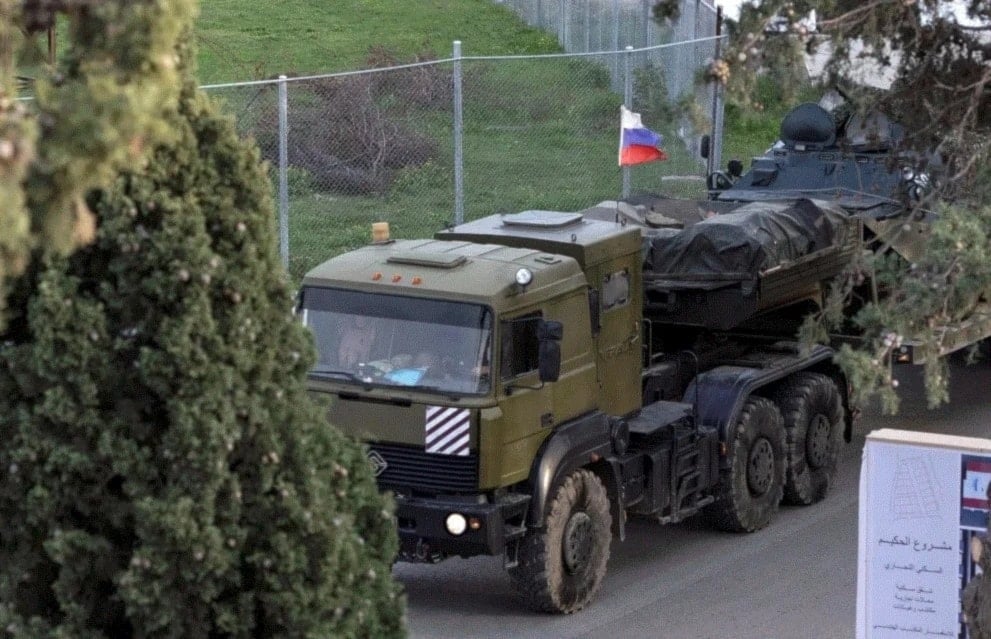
[704,396,785,532]
[772,372,844,506]
[510,469,611,614]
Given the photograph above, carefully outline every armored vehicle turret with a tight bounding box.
[709,100,934,218]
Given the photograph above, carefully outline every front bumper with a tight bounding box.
[394,492,530,560]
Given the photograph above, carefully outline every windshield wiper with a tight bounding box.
[308,366,373,387]
[309,367,464,399]
[401,384,463,400]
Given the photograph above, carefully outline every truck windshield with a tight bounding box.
[300,287,493,396]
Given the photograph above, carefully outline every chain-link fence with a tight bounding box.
[203,34,724,280]
[497,0,718,100]
[497,0,724,175]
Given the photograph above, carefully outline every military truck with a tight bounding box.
[299,194,861,613]
[300,97,991,613]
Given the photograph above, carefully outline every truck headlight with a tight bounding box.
[445,513,468,536]
[515,268,533,286]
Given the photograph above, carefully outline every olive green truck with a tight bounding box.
[300,197,864,613]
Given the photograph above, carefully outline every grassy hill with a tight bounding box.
[193,0,797,277]
[194,1,802,158]
[194,0,561,84]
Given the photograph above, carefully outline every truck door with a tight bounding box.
[490,311,555,486]
[593,265,642,416]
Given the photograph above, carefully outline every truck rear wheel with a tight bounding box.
[510,469,611,614]
[704,396,785,532]
[772,372,843,505]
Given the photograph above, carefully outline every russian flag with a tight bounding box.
[619,105,668,166]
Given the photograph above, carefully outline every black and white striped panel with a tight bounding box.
[425,406,470,456]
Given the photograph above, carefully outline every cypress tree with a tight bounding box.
[0,20,405,639]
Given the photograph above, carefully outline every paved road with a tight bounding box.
[395,361,991,639]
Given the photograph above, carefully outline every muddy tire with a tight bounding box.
[510,469,611,614]
[704,396,785,532]
[772,372,844,506]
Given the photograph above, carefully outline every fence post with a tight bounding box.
[277,74,289,269]
[644,0,652,48]
[453,40,465,226]
[611,0,620,79]
[709,8,725,178]
[559,0,567,48]
[622,45,633,199]
[584,0,591,52]
[611,0,620,50]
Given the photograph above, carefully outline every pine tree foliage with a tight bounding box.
[0,67,405,639]
[0,0,189,329]
[714,0,990,184]
[0,4,406,638]
[657,0,991,411]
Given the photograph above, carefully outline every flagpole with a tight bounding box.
[453,40,465,226]
[622,45,633,199]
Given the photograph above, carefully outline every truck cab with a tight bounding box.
[300,212,642,561]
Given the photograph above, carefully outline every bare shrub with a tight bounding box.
[253,63,442,196]
[365,45,453,110]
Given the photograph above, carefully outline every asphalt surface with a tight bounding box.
[395,361,991,639]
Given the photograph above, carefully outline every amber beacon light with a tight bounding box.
[372,222,390,243]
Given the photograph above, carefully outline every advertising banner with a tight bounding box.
[857,429,991,638]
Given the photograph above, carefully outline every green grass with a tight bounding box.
[196,1,626,279]
[270,52,708,279]
[721,77,821,165]
[16,2,788,281]
[195,0,561,84]
[191,1,783,279]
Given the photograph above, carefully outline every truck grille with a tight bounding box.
[368,442,479,493]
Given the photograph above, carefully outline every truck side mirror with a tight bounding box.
[700,134,711,160]
[707,171,734,191]
[537,320,563,383]
[728,159,744,178]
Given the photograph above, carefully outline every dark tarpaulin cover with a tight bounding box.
[644,198,849,289]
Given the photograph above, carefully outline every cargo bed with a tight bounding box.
[584,197,861,331]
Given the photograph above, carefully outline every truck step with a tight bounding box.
[499,493,531,570]
[675,448,701,475]
[672,436,711,509]
[502,524,528,571]
[503,523,527,541]
[655,496,715,525]
[675,470,703,505]
[628,401,694,436]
